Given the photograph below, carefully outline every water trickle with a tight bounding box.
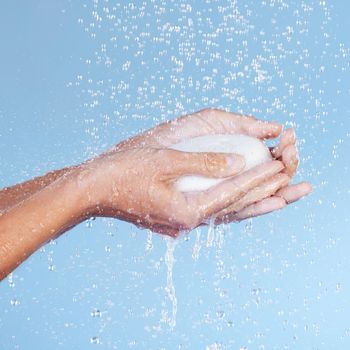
[7,273,15,288]
[145,230,153,253]
[164,236,178,329]
[214,224,226,250]
[206,217,216,247]
[192,227,202,261]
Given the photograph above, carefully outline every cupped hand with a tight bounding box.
[214,127,312,224]
[87,108,311,234]
[81,146,284,236]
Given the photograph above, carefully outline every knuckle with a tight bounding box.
[198,108,222,118]
[202,153,225,173]
[203,153,227,172]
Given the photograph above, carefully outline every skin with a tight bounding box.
[0,108,312,280]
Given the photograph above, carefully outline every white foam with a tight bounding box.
[169,134,272,192]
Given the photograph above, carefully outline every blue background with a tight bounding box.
[0,0,349,349]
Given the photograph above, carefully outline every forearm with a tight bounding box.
[0,166,76,213]
[0,167,90,280]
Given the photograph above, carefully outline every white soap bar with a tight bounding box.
[170,134,272,192]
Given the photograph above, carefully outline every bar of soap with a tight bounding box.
[169,134,272,192]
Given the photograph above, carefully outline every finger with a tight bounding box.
[110,109,283,150]
[189,160,284,220]
[167,149,246,178]
[212,181,312,225]
[271,128,296,158]
[276,182,313,204]
[281,144,299,177]
[152,109,282,146]
[215,173,290,219]
[195,109,283,140]
[242,119,283,140]
[217,196,287,224]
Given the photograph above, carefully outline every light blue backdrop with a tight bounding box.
[0,1,349,349]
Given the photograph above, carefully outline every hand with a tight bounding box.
[81,146,285,236]
[104,108,311,226]
[82,109,312,235]
[213,128,312,224]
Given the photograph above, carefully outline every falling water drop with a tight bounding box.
[90,309,102,318]
[90,336,100,344]
[8,273,15,288]
[10,299,20,306]
[48,264,56,271]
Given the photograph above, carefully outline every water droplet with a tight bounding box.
[8,273,15,288]
[216,310,225,319]
[164,237,177,329]
[206,217,216,247]
[10,299,20,306]
[90,309,102,318]
[85,218,94,228]
[90,336,100,344]
[48,264,56,271]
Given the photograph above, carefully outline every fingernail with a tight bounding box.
[226,154,246,173]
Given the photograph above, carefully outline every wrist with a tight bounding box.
[72,154,124,219]
[67,165,97,220]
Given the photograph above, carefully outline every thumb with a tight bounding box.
[171,150,246,178]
